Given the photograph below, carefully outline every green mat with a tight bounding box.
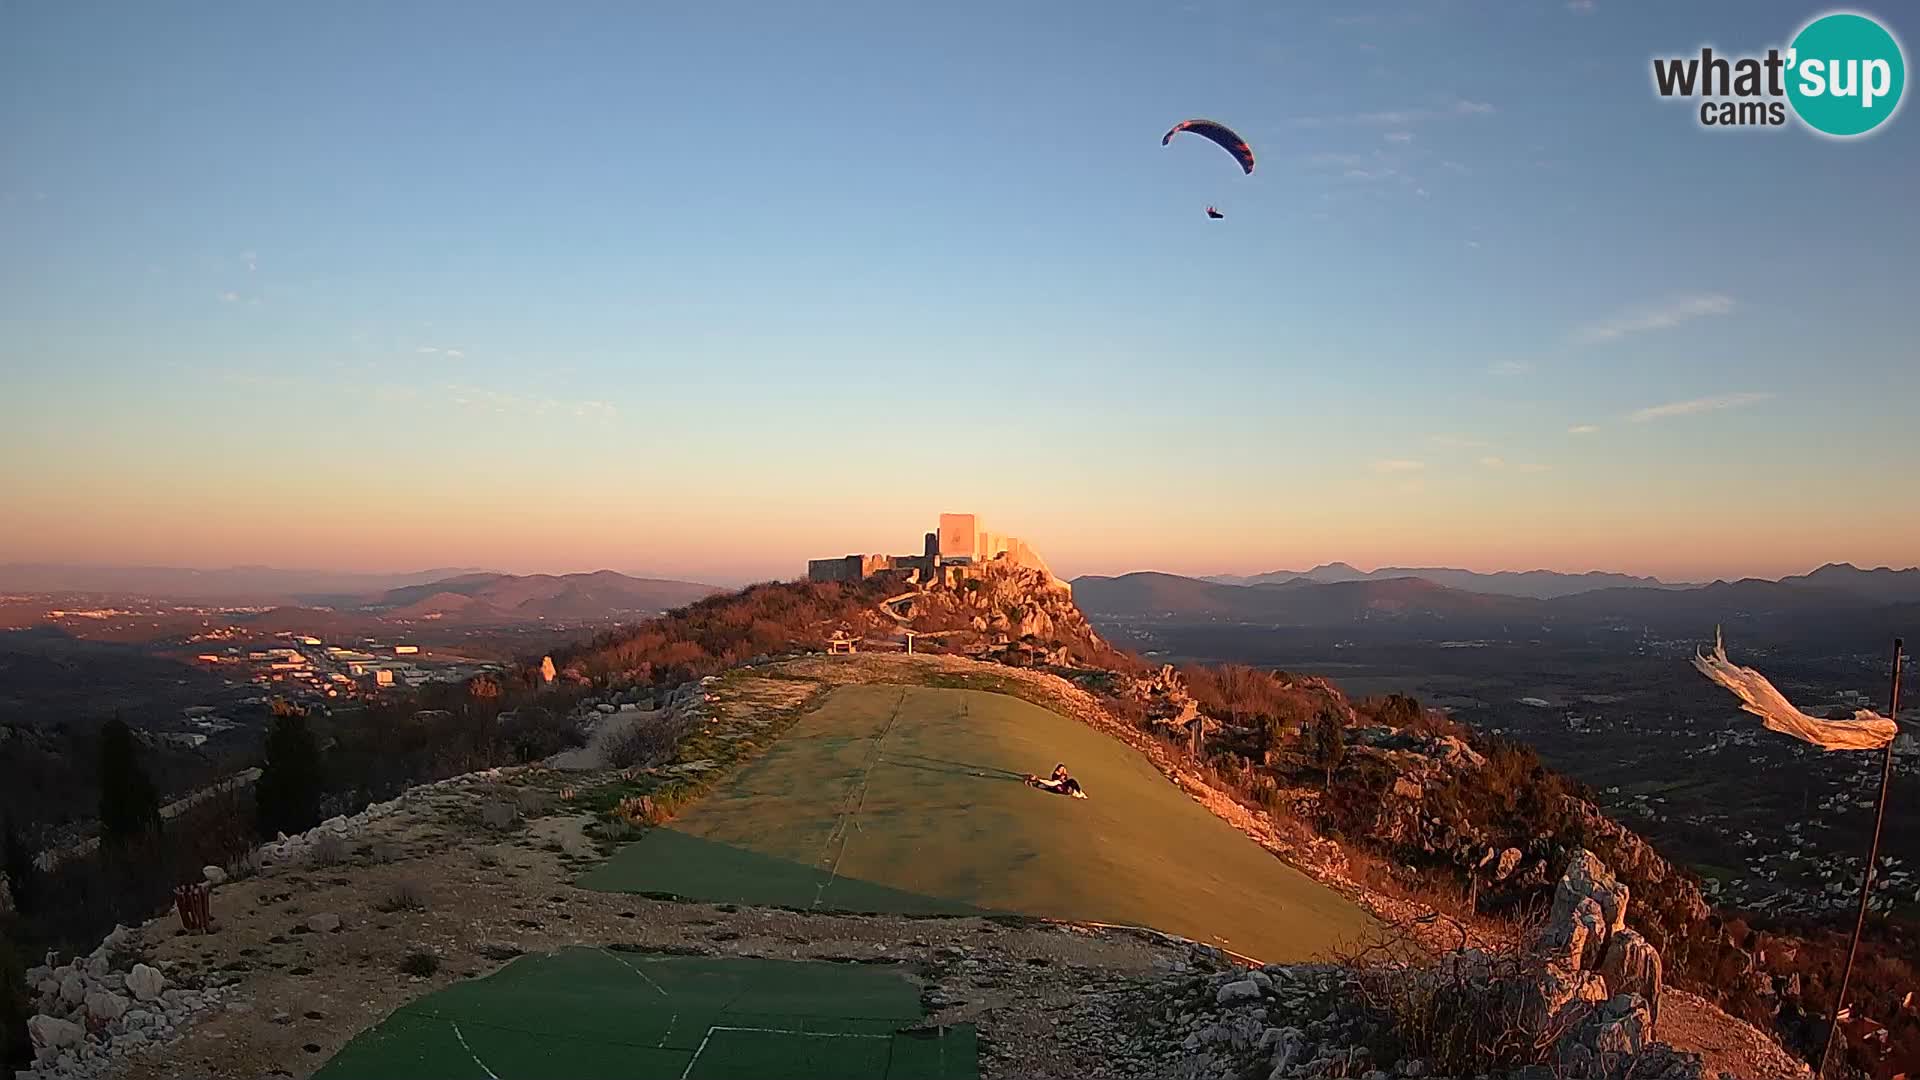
[314,948,975,1079]
[582,684,1375,963]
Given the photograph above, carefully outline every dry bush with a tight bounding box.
[603,714,693,770]
[375,879,427,913]
[513,787,556,817]
[398,951,440,977]
[308,832,348,868]
[1340,913,1574,1076]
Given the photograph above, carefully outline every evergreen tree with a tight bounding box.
[97,718,161,846]
[0,817,31,917]
[256,714,324,839]
[1311,706,1347,790]
[0,928,29,1079]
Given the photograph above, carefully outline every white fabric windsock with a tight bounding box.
[1692,627,1897,752]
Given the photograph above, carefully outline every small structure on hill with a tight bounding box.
[807,512,1065,590]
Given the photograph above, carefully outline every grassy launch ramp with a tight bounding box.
[314,948,974,1080]
[583,684,1374,962]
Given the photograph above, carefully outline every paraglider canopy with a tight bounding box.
[1206,206,1225,219]
[1162,119,1254,174]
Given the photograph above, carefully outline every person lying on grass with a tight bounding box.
[1025,763,1087,799]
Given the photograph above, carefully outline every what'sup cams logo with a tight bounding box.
[1652,10,1906,137]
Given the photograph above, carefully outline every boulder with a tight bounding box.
[202,864,227,886]
[1543,895,1608,971]
[1598,929,1664,1021]
[1521,962,1608,1033]
[306,913,342,934]
[28,1015,83,1054]
[58,972,86,1006]
[126,963,165,1003]
[1556,993,1655,1078]
[1495,847,1524,881]
[84,989,129,1023]
[1216,978,1262,1006]
[1553,848,1629,935]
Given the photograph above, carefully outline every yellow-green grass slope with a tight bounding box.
[583,684,1374,963]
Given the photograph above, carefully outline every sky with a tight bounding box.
[3,0,1917,586]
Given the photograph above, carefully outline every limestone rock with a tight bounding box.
[1495,847,1524,881]
[126,963,165,1003]
[28,1015,83,1053]
[1216,978,1262,1006]
[1553,848,1630,935]
[85,989,129,1022]
[1543,895,1608,971]
[58,972,85,1006]
[1598,929,1664,1021]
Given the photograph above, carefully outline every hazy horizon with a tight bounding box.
[5,1,1916,584]
[4,547,1916,592]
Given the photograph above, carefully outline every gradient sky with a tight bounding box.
[3,0,1917,586]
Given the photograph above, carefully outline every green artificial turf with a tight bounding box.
[313,948,973,1080]
[581,684,1376,963]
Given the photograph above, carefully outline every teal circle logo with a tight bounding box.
[1787,12,1906,137]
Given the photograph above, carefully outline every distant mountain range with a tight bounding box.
[1074,562,1920,639]
[0,564,504,602]
[0,564,722,626]
[361,571,719,623]
[1203,562,1689,599]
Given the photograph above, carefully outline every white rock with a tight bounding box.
[85,953,109,978]
[307,913,342,934]
[202,864,227,885]
[58,973,86,1005]
[85,990,129,1022]
[126,964,165,1003]
[1215,978,1262,1006]
[28,1015,84,1051]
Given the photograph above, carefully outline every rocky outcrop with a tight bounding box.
[20,925,229,1080]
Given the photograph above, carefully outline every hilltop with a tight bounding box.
[5,560,1857,1079]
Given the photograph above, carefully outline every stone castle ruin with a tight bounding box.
[807,513,1065,591]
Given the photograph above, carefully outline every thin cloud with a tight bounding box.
[1372,459,1426,473]
[1343,167,1399,182]
[1488,360,1534,376]
[241,250,257,273]
[1430,434,1490,449]
[443,349,465,359]
[416,346,440,354]
[1441,160,1470,174]
[1478,456,1506,469]
[1384,131,1414,143]
[1293,100,1497,129]
[1568,424,1601,435]
[1629,391,1774,423]
[1568,0,1595,11]
[218,291,239,303]
[1516,462,1552,473]
[1571,293,1735,345]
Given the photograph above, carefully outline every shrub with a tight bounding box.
[398,951,440,977]
[256,714,325,840]
[98,718,161,847]
[604,717,689,770]
[0,926,28,1080]
[308,832,349,868]
[376,880,428,913]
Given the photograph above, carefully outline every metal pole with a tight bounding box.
[1819,637,1904,1077]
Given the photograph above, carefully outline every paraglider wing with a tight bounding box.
[1206,206,1224,219]
[1161,119,1255,174]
